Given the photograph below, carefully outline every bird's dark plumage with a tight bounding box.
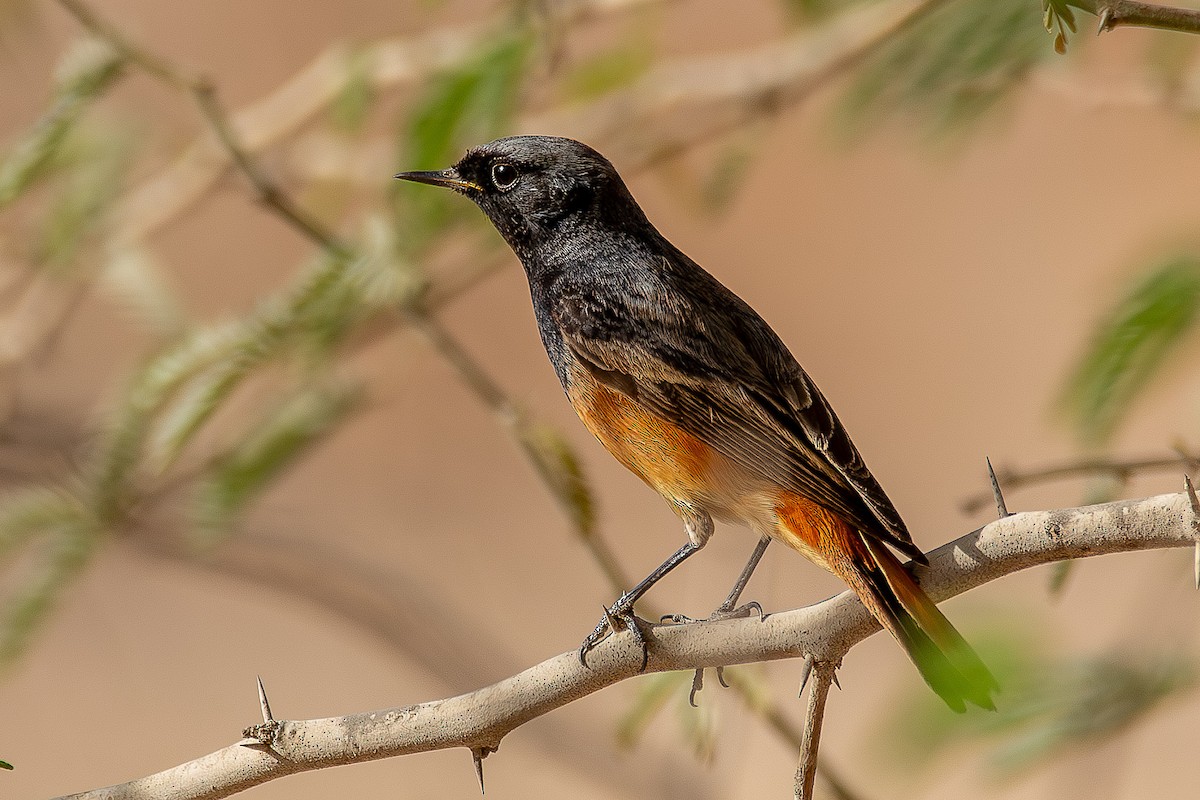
[396,135,995,711]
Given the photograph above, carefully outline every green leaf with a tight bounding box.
[841,0,1050,140]
[515,420,596,538]
[1061,255,1200,444]
[987,653,1194,774]
[1,515,97,663]
[0,486,87,559]
[192,383,360,544]
[144,249,362,472]
[1047,559,1073,596]
[99,245,185,336]
[33,121,133,273]
[0,38,123,208]
[1041,0,1077,54]
[701,137,758,212]
[0,759,11,769]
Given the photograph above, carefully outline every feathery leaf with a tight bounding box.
[1062,255,1200,444]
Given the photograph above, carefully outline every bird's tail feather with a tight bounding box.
[850,535,998,713]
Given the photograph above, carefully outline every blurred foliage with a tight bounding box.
[330,47,376,134]
[1061,255,1200,445]
[618,666,769,762]
[782,0,878,24]
[0,38,122,209]
[516,419,596,538]
[191,383,361,546]
[842,0,1052,139]
[617,669,719,762]
[560,34,653,102]
[882,630,1196,779]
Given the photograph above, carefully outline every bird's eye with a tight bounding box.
[491,161,519,191]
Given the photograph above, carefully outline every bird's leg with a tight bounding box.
[663,536,770,624]
[661,536,770,705]
[714,535,770,618]
[580,540,702,671]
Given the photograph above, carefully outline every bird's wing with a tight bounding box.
[552,273,924,562]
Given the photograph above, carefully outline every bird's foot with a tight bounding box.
[659,600,764,706]
[660,599,764,625]
[579,603,649,671]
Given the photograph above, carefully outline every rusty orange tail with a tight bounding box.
[851,535,997,712]
[775,492,997,711]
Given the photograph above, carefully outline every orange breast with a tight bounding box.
[567,369,715,505]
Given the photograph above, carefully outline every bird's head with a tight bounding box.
[395,135,647,257]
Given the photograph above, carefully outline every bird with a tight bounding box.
[396,135,997,712]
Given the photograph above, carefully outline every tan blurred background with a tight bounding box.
[2,1,1200,798]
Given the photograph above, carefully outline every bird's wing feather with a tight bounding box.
[553,268,923,561]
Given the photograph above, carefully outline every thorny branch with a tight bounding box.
[1077,1,1200,35]
[54,492,1200,800]
[961,449,1200,513]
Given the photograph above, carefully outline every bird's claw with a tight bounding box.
[579,605,649,671]
[661,600,765,625]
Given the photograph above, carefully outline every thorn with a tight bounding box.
[471,746,494,795]
[986,457,1010,518]
[602,604,620,630]
[256,675,273,723]
[831,671,841,691]
[1097,6,1114,34]
[797,654,815,696]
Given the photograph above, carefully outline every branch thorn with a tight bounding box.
[797,653,815,696]
[986,457,1010,518]
[1097,6,1114,34]
[256,675,274,723]
[471,746,496,795]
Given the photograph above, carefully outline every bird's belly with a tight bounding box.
[567,370,843,574]
[567,371,778,526]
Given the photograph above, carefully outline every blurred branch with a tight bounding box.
[80,0,663,249]
[961,449,1200,513]
[534,0,953,165]
[56,491,1200,800]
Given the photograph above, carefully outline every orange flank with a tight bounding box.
[567,369,717,504]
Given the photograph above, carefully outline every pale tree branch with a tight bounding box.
[795,658,839,800]
[54,491,1200,800]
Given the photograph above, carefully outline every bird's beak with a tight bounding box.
[393,168,482,193]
